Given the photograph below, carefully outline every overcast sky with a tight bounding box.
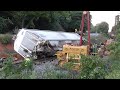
[90,11,120,32]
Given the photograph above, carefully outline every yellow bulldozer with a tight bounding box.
[56,11,91,70]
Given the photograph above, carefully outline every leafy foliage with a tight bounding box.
[0,17,13,33]
[0,34,12,44]
[90,24,96,33]
[0,11,91,33]
[78,55,109,79]
[91,22,109,37]
[0,56,34,79]
[105,60,120,79]
[2,55,14,77]
[105,19,120,79]
[107,42,120,61]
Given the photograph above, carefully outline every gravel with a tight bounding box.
[32,58,58,78]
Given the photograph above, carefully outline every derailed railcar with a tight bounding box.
[14,28,86,59]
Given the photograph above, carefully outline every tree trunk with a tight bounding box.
[21,16,26,28]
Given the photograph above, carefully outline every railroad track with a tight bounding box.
[0,55,58,67]
[33,56,58,65]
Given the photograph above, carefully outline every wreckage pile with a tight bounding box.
[14,29,86,60]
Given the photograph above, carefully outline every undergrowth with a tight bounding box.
[0,34,12,45]
[0,55,33,79]
[0,54,112,79]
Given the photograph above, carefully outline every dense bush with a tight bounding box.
[0,55,34,79]
[107,42,120,61]
[0,34,12,44]
[0,17,8,33]
[2,55,15,77]
[116,33,120,42]
[105,42,120,79]
[63,62,76,70]
[77,55,109,79]
[0,17,13,34]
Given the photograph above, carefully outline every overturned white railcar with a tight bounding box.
[14,29,86,59]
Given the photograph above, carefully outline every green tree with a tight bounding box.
[67,11,83,32]
[11,11,50,29]
[0,17,13,34]
[90,24,96,33]
[48,11,70,31]
[94,22,109,34]
[59,11,92,32]
[111,21,120,38]
[0,11,92,33]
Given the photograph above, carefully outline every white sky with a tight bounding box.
[90,11,120,32]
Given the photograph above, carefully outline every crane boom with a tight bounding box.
[79,11,91,48]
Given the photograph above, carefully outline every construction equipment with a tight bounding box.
[56,45,89,70]
[56,11,91,70]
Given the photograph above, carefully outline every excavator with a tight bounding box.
[56,11,92,70]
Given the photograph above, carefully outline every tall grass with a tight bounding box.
[0,34,12,45]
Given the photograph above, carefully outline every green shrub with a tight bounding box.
[20,58,33,71]
[107,42,120,61]
[2,55,14,77]
[41,69,78,79]
[0,17,8,34]
[63,62,75,70]
[0,34,12,45]
[78,55,109,79]
[0,55,34,79]
[116,33,120,42]
[0,17,13,34]
[105,59,120,79]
